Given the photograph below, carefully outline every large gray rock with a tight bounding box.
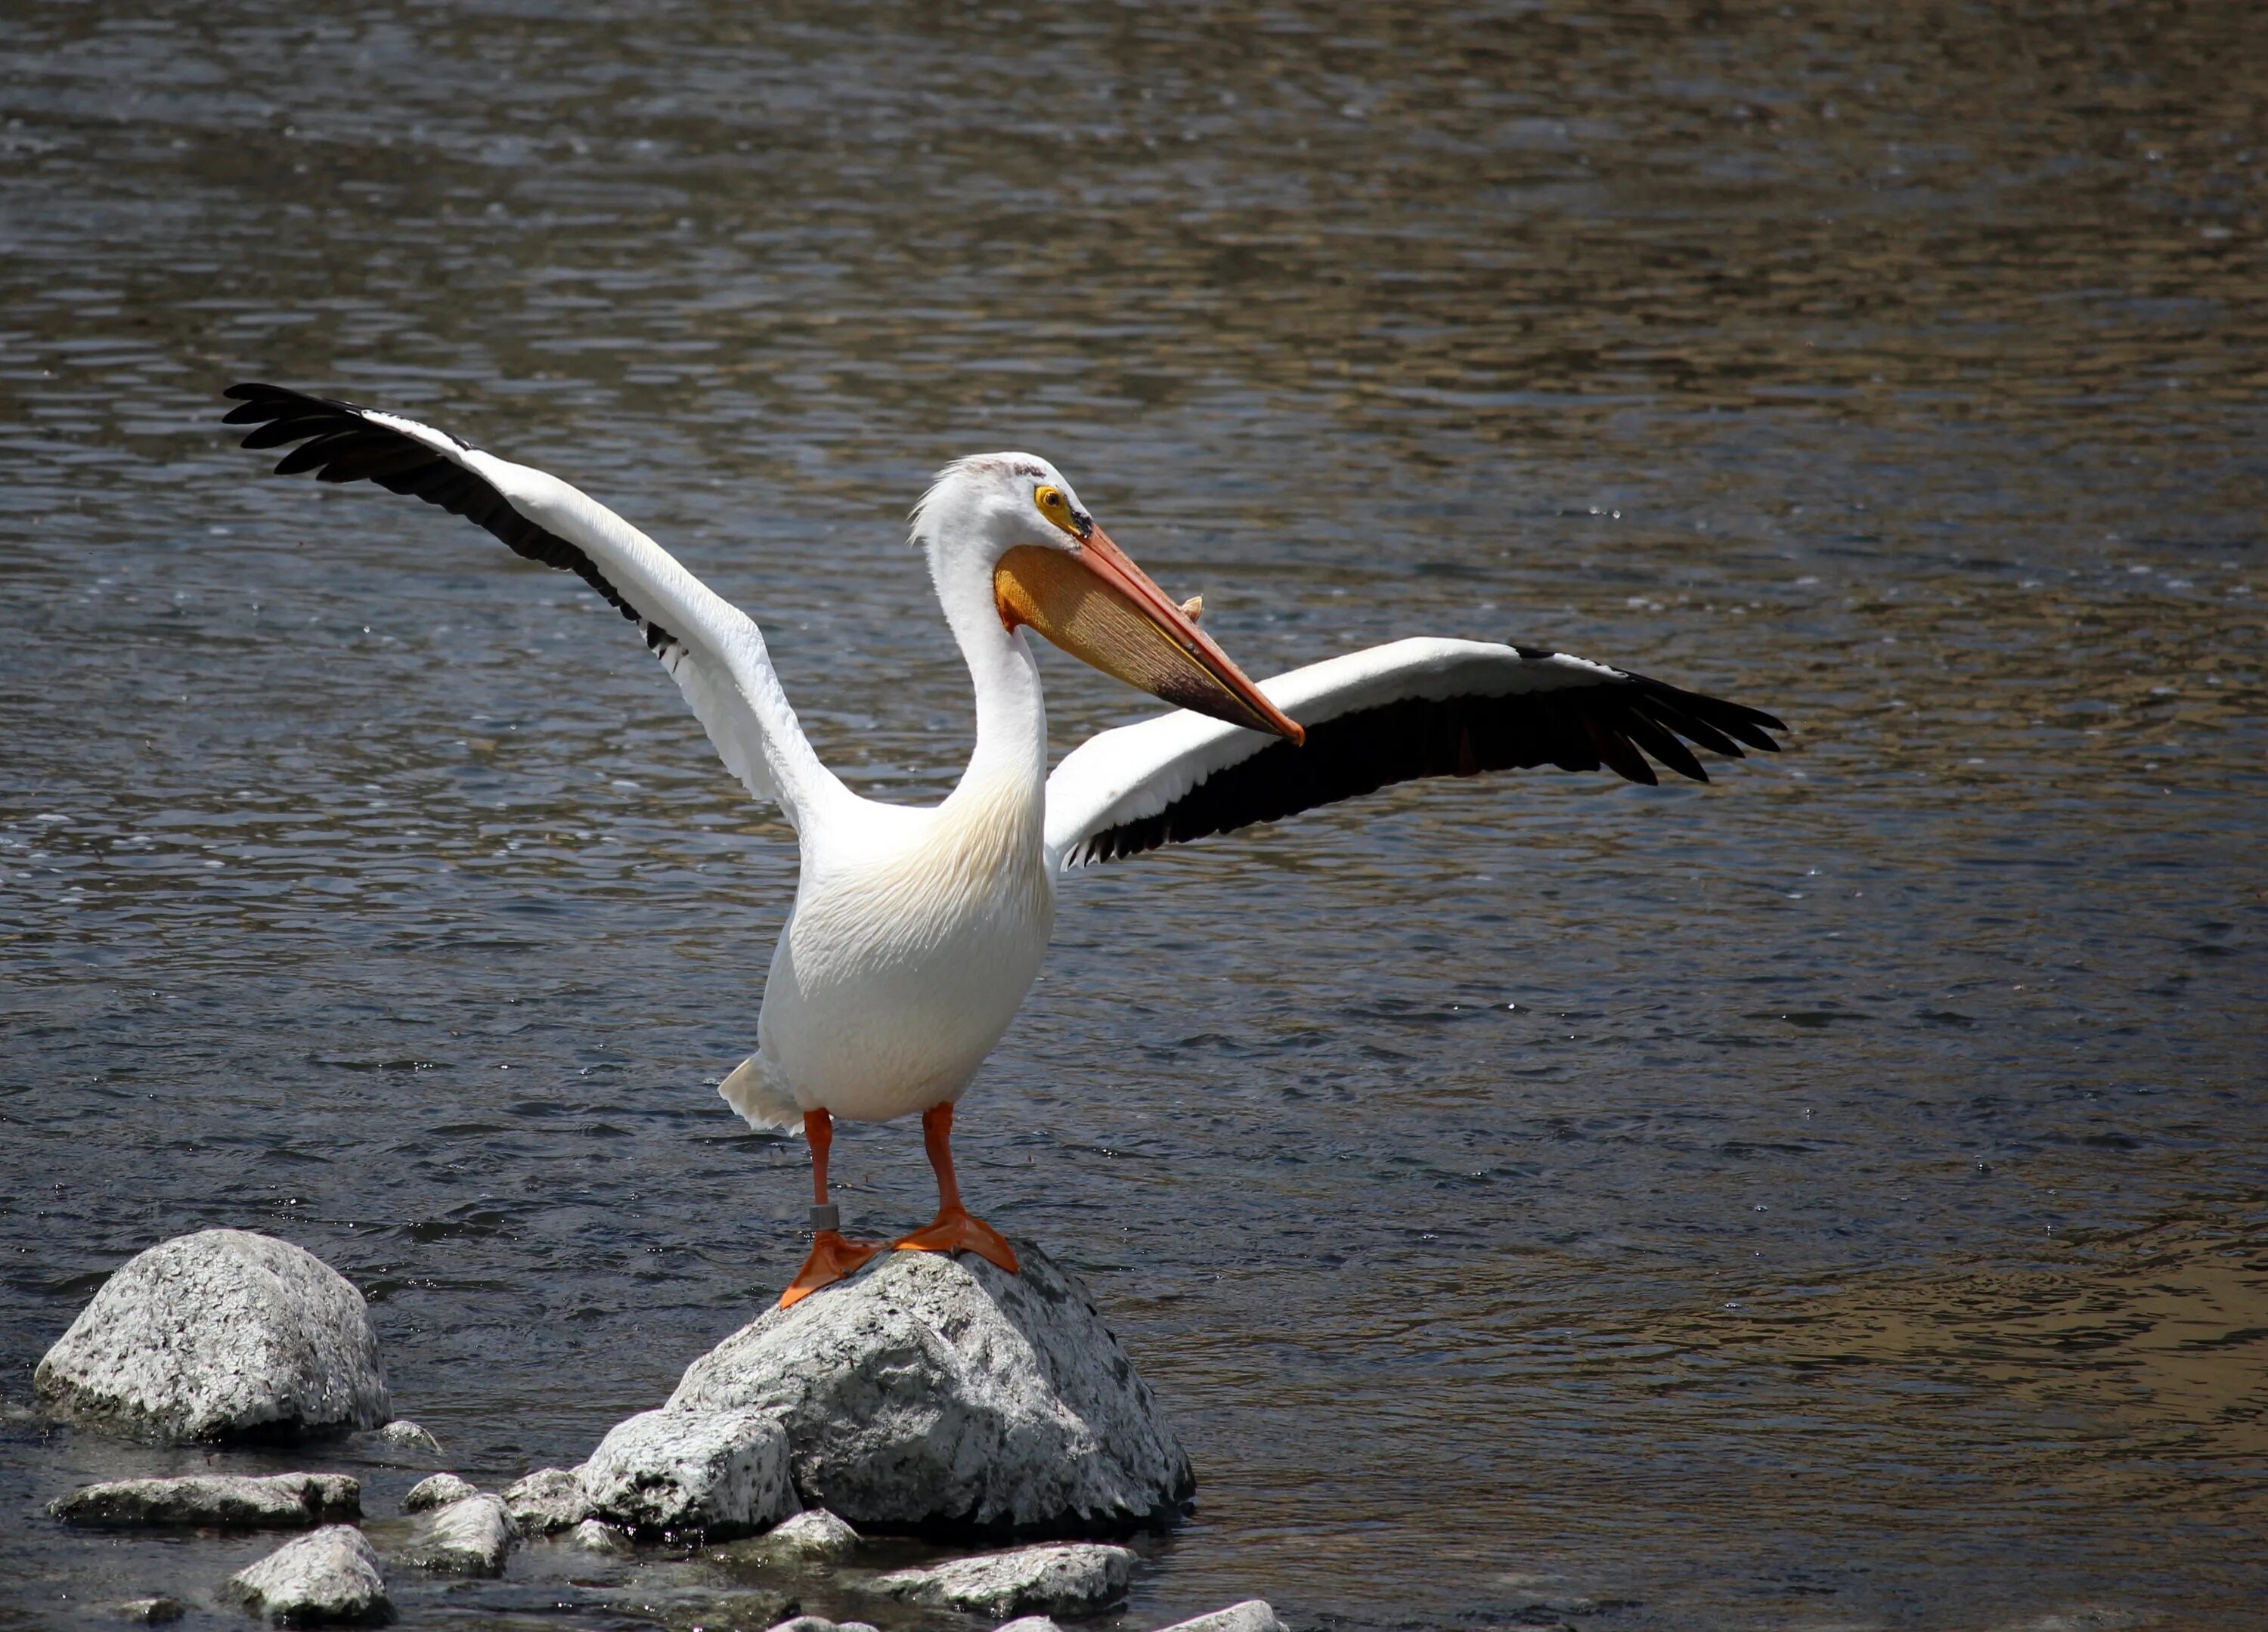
[668,1241,1190,1534]
[500,1466,588,1535]
[50,1473,358,1529]
[874,1543,1135,1619]
[1157,1603,1287,1632]
[398,1492,514,1575]
[35,1230,389,1444]
[579,1406,798,1539]
[225,1525,392,1625]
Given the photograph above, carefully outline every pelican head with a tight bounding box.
[914,454,1303,743]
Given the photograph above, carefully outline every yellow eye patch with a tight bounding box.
[1033,485,1084,539]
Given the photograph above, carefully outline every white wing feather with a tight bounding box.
[1044,636,1666,869]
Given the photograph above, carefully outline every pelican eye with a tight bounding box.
[1033,484,1089,540]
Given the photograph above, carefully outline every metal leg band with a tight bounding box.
[810,1203,840,1234]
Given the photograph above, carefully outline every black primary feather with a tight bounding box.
[221,382,675,653]
[1072,662,1787,866]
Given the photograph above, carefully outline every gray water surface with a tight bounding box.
[2,4,2263,1629]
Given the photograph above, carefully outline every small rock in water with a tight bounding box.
[568,1517,632,1553]
[35,1229,389,1445]
[1156,1602,1288,1632]
[668,1242,1190,1534]
[225,1524,392,1626]
[398,1491,514,1575]
[745,1507,860,1562]
[364,1420,442,1460]
[639,1587,798,1631]
[764,1620,879,1632]
[578,1406,797,1540]
[501,1466,589,1535]
[875,1543,1136,1619]
[400,1472,477,1513]
[992,1618,1067,1632]
[51,1473,359,1529]
[109,1599,187,1625]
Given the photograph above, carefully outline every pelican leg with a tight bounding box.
[779,1109,884,1308]
[891,1102,1020,1273]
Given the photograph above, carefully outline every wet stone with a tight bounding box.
[764,1620,878,1632]
[738,1507,859,1563]
[400,1473,476,1514]
[668,1243,1190,1534]
[1156,1603,1287,1632]
[50,1473,359,1529]
[362,1420,442,1463]
[874,1543,1136,1620]
[993,1618,1067,1632]
[640,1587,799,1631]
[578,1406,797,1540]
[398,1491,514,1575]
[568,1517,632,1553]
[501,1466,588,1536]
[225,1524,392,1626]
[36,1230,389,1445]
[110,1599,187,1625]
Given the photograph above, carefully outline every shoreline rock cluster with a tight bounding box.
[31,1227,1283,1631]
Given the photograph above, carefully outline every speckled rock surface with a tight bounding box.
[668,1242,1189,1534]
[741,1507,859,1562]
[225,1524,392,1625]
[50,1473,358,1529]
[874,1543,1135,1618]
[398,1492,513,1575]
[34,1230,389,1445]
[400,1473,476,1514]
[367,1420,441,1459]
[578,1406,797,1539]
[500,1466,588,1535]
[1155,1602,1287,1632]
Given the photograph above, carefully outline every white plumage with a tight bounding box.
[223,382,1786,1302]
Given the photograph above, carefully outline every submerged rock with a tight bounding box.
[568,1517,632,1553]
[1157,1603,1287,1632]
[398,1492,514,1575]
[500,1466,588,1535]
[668,1242,1190,1534]
[578,1406,798,1539]
[621,1587,798,1632]
[225,1525,392,1625]
[400,1473,476,1514]
[109,1599,187,1624]
[35,1230,389,1445]
[723,1507,859,1565]
[50,1473,359,1529]
[364,1420,442,1461]
[874,1542,1136,1619]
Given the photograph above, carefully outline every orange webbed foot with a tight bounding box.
[891,1206,1020,1274]
[779,1228,885,1309]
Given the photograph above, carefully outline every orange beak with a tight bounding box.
[993,528,1305,743]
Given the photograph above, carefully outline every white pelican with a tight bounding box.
[222,382,1786,1306]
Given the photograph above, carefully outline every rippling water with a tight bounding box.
[2,4,2263,1628]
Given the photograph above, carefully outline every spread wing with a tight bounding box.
[1045,636,1786,869]
[221,383,845,831]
